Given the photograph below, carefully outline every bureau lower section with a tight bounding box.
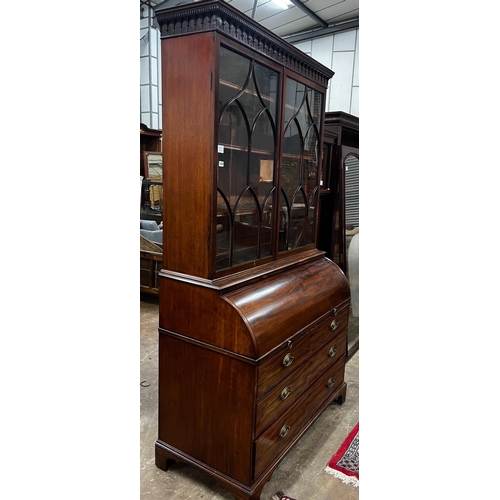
[156,256,350,499]
[156,337,346,499]
[155,322,348,499]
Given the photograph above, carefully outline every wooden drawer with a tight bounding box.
[255,330,347,434]
[257,306,348,396]
[254,356,346,479]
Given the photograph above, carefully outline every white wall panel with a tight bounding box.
[151,29,158,58]
[293,28,359,117]
[151,57,158,83]
[140,28,149,56]
[352,31,359,86]
[311,35,334,69]
[158,61,162,106]
[333,29,357,51]
[351,86,359,116]
[151,113,159,130]
[140,20,162,130]
[140,57,149,85]
[329,51,355,113]
[291,39,312,55]
[141,86,150,112]
[151,85,158,110]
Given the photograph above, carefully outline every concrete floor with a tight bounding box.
[140,293,359,500]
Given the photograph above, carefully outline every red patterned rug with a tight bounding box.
[272,492,296,500]
[324,422,359,487]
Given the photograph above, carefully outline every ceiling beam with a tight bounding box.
[282,19,359,43]
[289,0,328,28]
[251,0,258,19]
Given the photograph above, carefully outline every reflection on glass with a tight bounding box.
[261,190,274,256]
[290,188,307,249]
[233,189,259,264]
[216,190,231,269]
[216,46,278,270]
[281,77,323,251]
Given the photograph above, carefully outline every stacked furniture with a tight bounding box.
[318,111,359,359]
[153,1,351,499]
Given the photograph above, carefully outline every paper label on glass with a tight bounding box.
[217,145,224,153]
[218,161,225,167]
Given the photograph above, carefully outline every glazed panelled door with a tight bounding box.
[216,45,279,270]
[280,77,323,252]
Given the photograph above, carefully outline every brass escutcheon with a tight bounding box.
[326,377,335,389]
[330,320,339,331]
[328,346,337,358]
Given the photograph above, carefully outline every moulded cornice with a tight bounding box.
[325,111,359,131]
[154,0,334,88]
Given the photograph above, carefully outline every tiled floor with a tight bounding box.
[140,294,359,500]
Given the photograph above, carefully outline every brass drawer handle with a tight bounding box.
[282,353,294,367]
[330,320,339,331]
[280,386,292,401]
[326,377,335,389]
[328,346,337,358]
[279,424,291,439]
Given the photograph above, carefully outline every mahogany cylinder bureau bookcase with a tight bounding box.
[153,1,351,499]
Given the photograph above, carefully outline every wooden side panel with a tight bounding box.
[161,33,215,278]
[157,333,255,485]
[159,277,257,357]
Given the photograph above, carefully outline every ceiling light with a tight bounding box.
[272,0,292,9]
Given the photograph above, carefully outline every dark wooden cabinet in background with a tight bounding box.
[140,123,163,224]
[318,111,359,360]
[153,1,351,499]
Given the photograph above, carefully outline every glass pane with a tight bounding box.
[289,189,307,250]
[233,189,259,265]
[219,47,251,105]
[281,76,324,253]
[261,189,274,258]
[238,77,262,129]
[216,190,231,269]
[303,124,320,196]
[218,102,249,209]
[307,87,323,122]
[284,78,305,122]
[278,190,289,252]
[306,187,318,245]
[282,118,301,204]
[252,110,275,153]
[216,46,279,270]
[254,63,278,119]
